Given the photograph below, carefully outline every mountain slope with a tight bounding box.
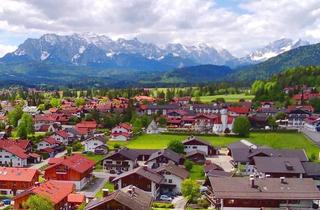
[160,64,234,83]
[230,42,320,83]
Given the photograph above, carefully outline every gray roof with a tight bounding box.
[253,157,305,174]
[229,146,308,163]
[302,162,320,177]
[182,136,212,147]
[103,148,159,161]
[85,185,152,210]
[209,177,320,200]
[147,149,183,164]
[113,166,163,184]
[155,163,189,179]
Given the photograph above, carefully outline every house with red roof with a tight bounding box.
[172,96,192,105]
[0,167,40,195]
[111,123,133,141]
[51,130,69,145]
[44,154,95,190]
[228,106,250,117]
[0,142,29,167]
[75,120,98,136]
[134,95,156,103]
[14,180,75,210]
[193,114,218,132]
[36,137,63,157]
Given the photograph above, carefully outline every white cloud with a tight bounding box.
[0,43,16,57]
[0,0,319,56]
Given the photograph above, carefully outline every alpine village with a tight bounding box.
[1,1,320,210]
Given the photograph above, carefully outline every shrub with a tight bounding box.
[184,159,193,171]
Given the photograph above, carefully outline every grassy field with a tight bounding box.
[192,94,254,103]
[109,132,320,159]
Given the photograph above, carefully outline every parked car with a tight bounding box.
[2,199,11,205]
[200,186,208,194]
[159,195,172,201]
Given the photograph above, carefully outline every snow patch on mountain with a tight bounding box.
[40,51,49,61]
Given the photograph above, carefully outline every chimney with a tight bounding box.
[250,177,255,188]
[127,188,133,196]
[280,177,286,184]
[102,189,109,197]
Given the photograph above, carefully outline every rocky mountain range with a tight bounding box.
[0,33,317,87]
[0,33,309,69]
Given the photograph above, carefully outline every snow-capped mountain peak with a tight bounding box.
[245,38,310,62]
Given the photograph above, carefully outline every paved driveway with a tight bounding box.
[302,128,320,147]
[172,196,187,210]
[80,171,109,197]
[206,155,234,172]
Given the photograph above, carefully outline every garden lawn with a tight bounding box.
[95,182,114,198]
[189,164,205,180]
[192,94,254,103]
[108,132,320,159]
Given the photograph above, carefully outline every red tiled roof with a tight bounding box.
[41,147,55,153]
[2,145,29,159]
[118,123,133,130]
[287,105,314,112]
[55,130,69,138]
[76,121,97,129]
[46,154,95,174]
[0,139,30,150]
[43,137,61,145]
[228,106,250,114]
[32,180,74,204]
[75,127,90,135]
[0,167,39,182]
[194,114,218,120]
[134,95,155,102]
[48,157,63,165]
[67,193,85,203]
[292,93,320,101]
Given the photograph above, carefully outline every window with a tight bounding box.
[168,179,172,183]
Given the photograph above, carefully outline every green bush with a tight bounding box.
[152,202,174,208]
[184,159,194,171]
[197,198,210,208]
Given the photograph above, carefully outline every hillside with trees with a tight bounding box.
[251,66,320,107]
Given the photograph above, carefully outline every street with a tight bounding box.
[301,128,320,147]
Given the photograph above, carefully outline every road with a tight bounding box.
[301,128,320,147]
[172,196,187,210]
[80,171,109,198]
[30,150,67,169]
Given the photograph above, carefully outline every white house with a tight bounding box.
[111,123,133,141]
[36,137,61,151]
[51,130,69,145]
[84,136,106,153]
[156,163,189,194]
[146,120,160,134]
[0,146,28,167]
[182,136,216,156]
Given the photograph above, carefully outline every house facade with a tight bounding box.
[0,167,40,195]
[112,166,163,198]
[44,154,95,190]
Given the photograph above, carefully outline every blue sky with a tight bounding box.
[0,0,319,57]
